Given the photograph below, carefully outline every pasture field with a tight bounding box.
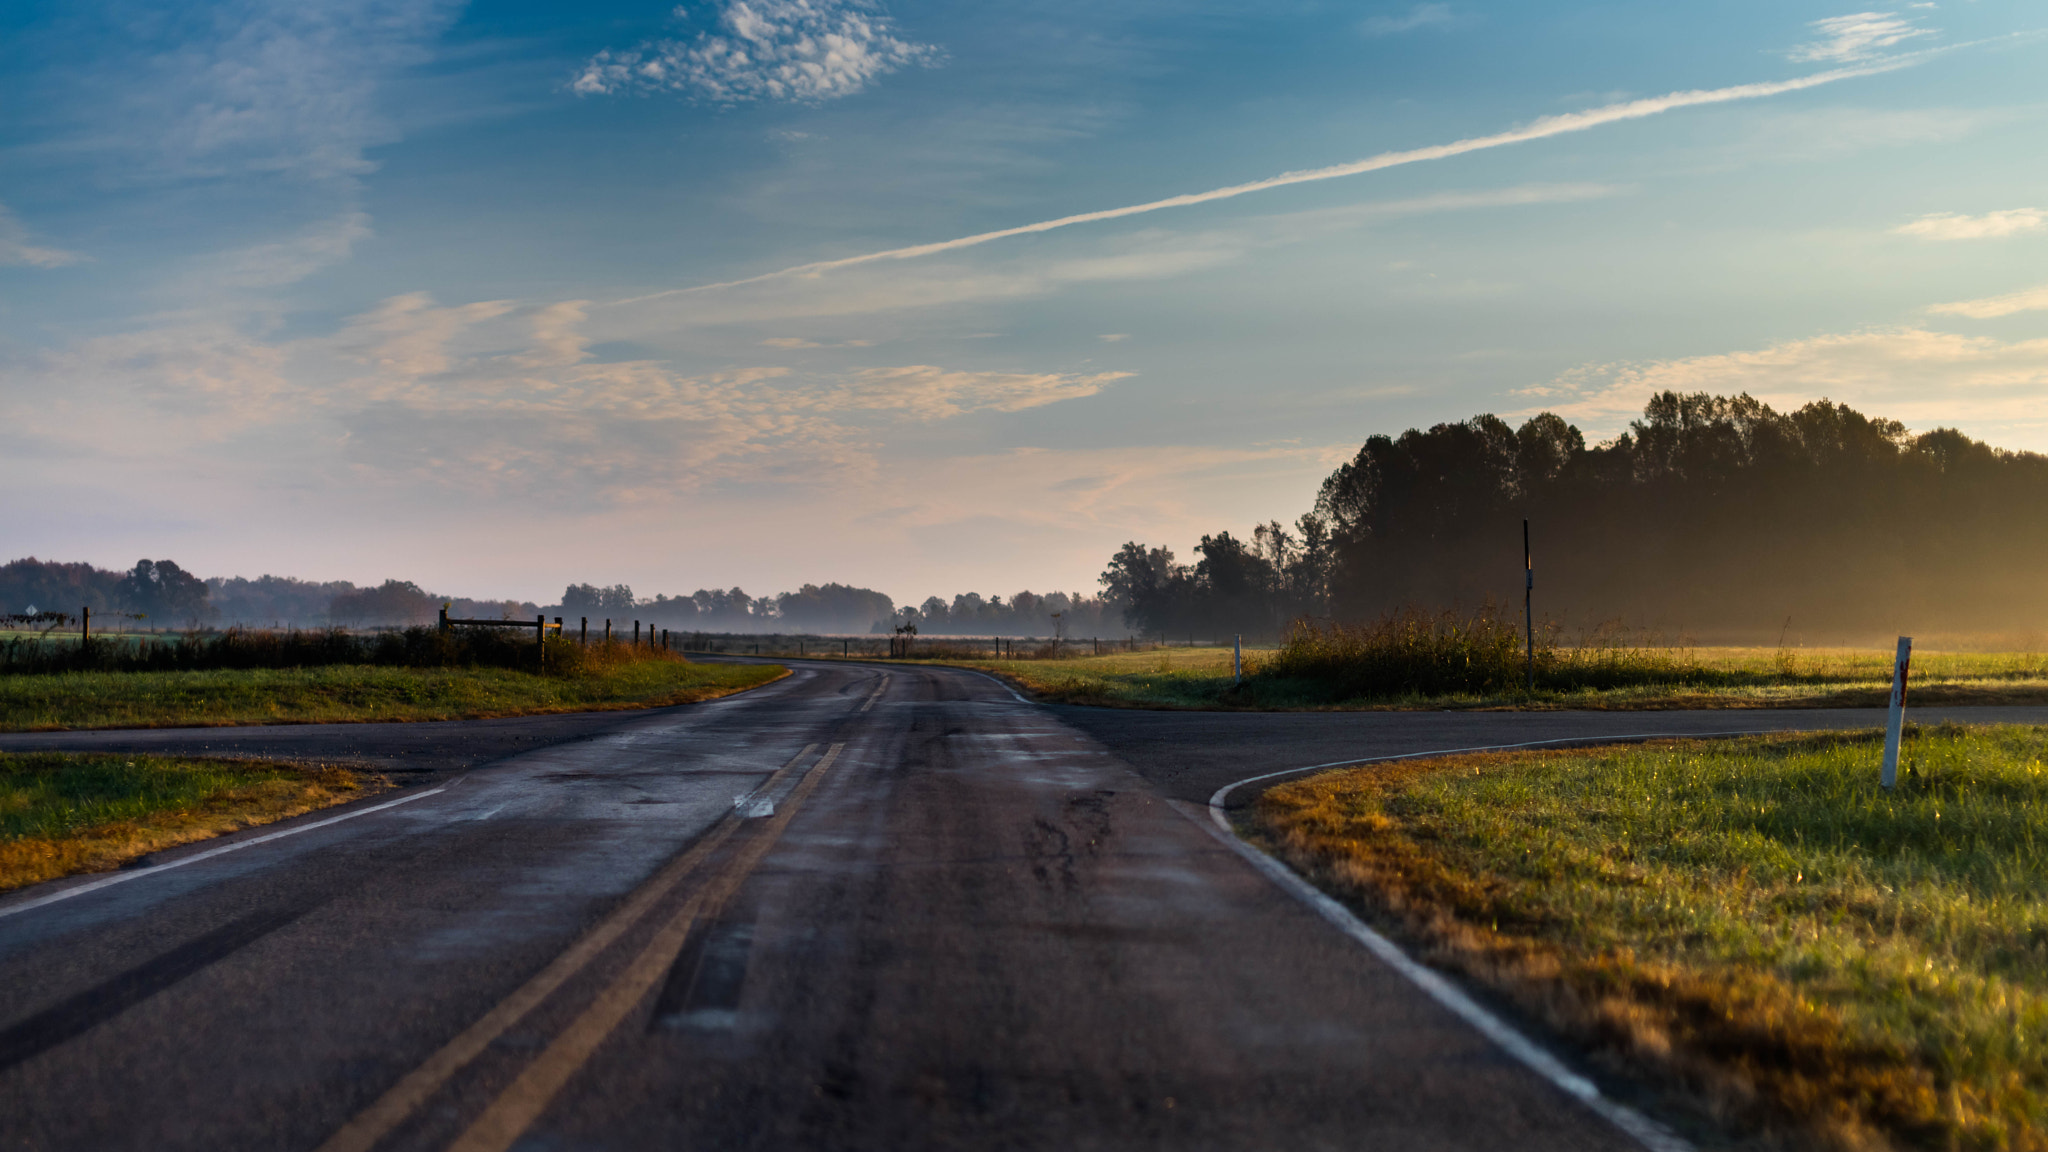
[0,660,787,731]
[0,752,380,891]
[914,644,2048,710]
[1255,725,2048,1149]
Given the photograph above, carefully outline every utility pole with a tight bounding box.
[1523,519,1534,693]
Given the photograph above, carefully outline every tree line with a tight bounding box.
[1098,392,2048,642]
[1,559,1129,638]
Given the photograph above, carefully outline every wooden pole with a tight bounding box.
[81,604,90,646]
[580,617,588,644]
[1523,519,1534,693]
[536,614,546,671]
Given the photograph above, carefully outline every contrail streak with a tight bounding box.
[619,59,1908,303]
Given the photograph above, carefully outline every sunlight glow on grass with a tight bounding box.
[1258,725,2048,1147]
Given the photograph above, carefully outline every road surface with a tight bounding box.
[3,661,2041,1151]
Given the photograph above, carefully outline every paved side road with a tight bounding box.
[2,662,2040,1150]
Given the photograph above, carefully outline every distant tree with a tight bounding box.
[327,580,438,627]
[208,574,357,626]
[118,559,210,624]
[0,558,124,615]
[776,583,895,633]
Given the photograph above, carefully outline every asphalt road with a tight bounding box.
[4,662,2043,1151]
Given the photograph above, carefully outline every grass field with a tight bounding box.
[1255,724,2048,1149]
[0,752,382,891]
[0,659,788,731]
[916,645,2048,710]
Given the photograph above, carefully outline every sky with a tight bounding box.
[3,1,2045,606]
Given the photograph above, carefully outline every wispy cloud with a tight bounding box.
[572,0,938,103]
[635,60,1910,302]
[85,0,463,185]
[1524,326,2048,439]
[1360,4,1458,36]
[196,212,373,289]
[1790,12,1934,63]
[1930,285,2048,319]
[0,204,83,268]
[1895,207,2045,240]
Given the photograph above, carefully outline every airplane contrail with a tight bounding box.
[617,58,1910,304]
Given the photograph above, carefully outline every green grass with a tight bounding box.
[0,752,381,890]
[906,644,2048,711]
[1257,724,2048,1149]
[0,659,787,731]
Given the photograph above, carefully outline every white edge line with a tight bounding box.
[1197,731,1793,1152]
[950,665,1035,706]
[1190,812,1693,1152]
[1205,730,1775,826]
[0,786,451,920]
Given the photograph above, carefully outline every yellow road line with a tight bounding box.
[445,742,846,1152]
[315,744,821,1152]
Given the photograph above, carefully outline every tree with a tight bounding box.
[327,580,438,626]
[118,559,210,624]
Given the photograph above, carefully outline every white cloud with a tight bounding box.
[0,203,82,268]
[6,289,1128,507]
[1929,285,2048,319]
[821,366,1128,420]
[1523,326,2048,441]
[1360,4,1458,36]
[1894,207,2045,240]
[199,212,373,289]
[572,0,938,103]
[1789,12,1934,63]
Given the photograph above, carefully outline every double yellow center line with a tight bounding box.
[319,741,845,1152]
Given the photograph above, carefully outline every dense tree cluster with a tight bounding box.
[1102,392,2048,641]
[1098,521,1331,641]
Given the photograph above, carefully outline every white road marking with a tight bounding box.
[1206,730,1772,827]
[1189,808,1693,1152]
[0,786,452,921]
[1197,733,1794,1152]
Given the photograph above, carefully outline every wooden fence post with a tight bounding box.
[81,604,90,646]
[580,617,588,644]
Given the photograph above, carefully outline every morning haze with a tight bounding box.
[6,4,2048,1150]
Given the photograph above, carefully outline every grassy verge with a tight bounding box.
[0,752,385,892]
[0,660,787,731]
[1254,724,2048,1149]
[897,646,2048,711]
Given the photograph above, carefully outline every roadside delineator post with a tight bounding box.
[1234,634,1242,686]
[1882,635,1913,789]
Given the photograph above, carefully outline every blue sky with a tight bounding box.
[3,1,2044,604]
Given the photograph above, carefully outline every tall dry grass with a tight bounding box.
[1261,607,1702,698]
[0,626,686,678]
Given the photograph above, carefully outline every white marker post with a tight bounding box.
[1881,635,1912,789]
[1233,634,1242,686]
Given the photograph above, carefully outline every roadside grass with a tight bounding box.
[0,752,383,891]
[0,657,787,732]
[905,645,2048,711]
[1254,724,2048,1149]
